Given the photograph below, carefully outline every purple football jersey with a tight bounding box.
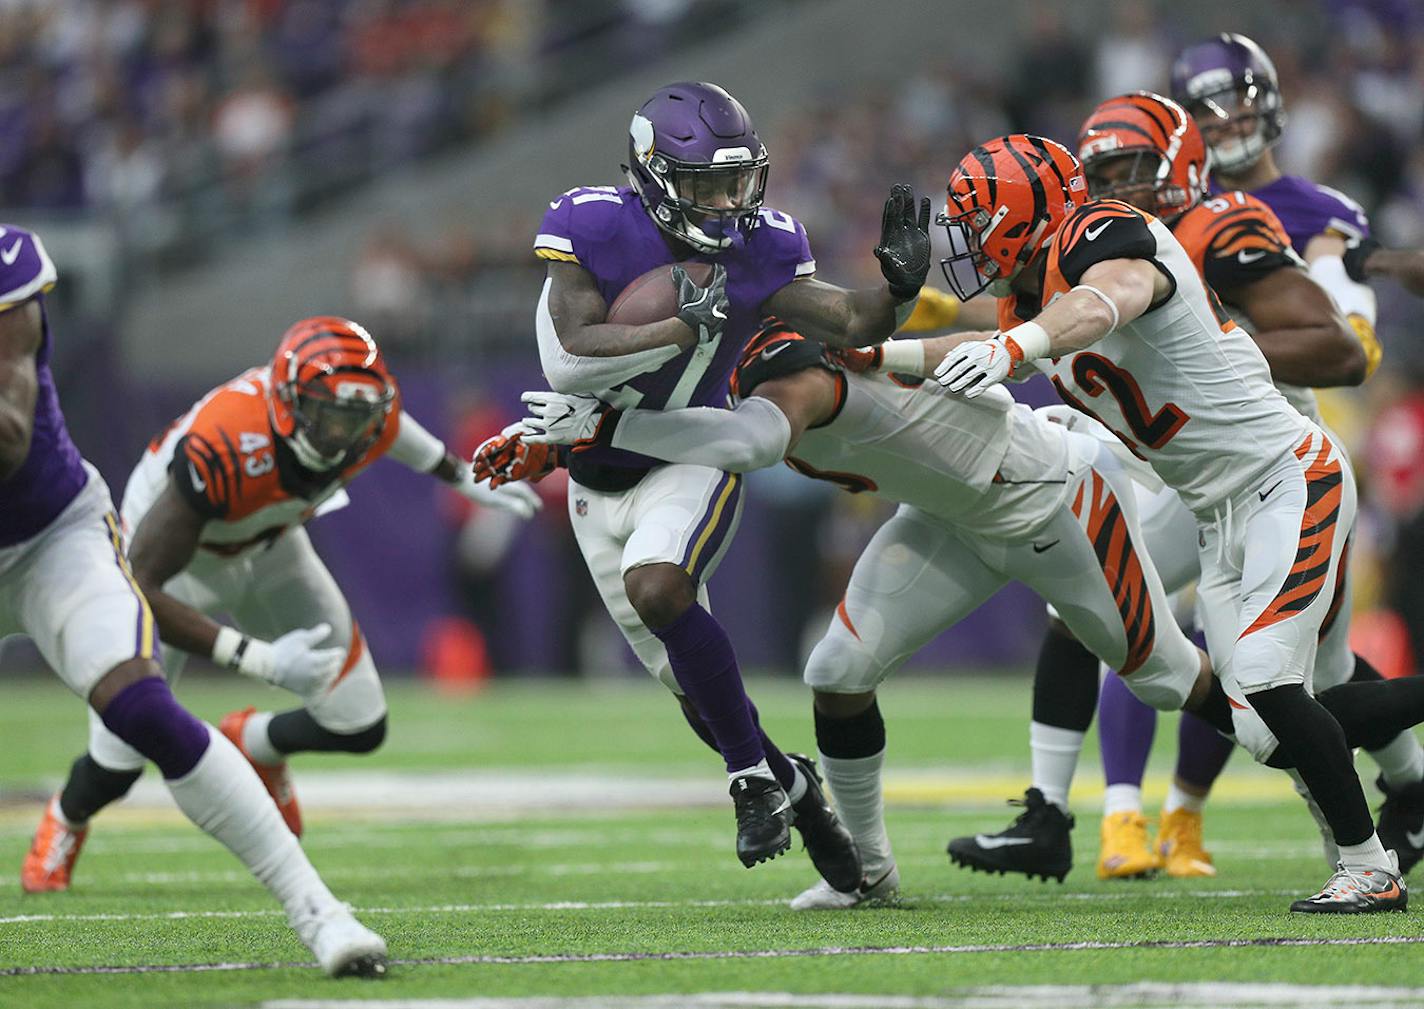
[1211,173,1370,253]
[0,227,89,547]
[534,185,814,489]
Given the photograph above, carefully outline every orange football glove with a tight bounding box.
[825,346,884,373]
[471,424,557,489]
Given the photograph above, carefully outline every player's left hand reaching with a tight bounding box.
[875,183,932,301]
[519,391,618,450]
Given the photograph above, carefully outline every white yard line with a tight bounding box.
[5,936,1424,978]
[0,888,1314,926]
[256,987,1424,1009]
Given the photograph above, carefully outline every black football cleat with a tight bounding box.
[731,774,792,868]
[947,787,1074,883]
[1375,773,1424,875]
[785,753,862,892]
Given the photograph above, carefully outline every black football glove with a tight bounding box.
[1342,235,1380,284]
[673,263,729,345]
[874,183,932,301]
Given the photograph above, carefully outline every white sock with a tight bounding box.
[1103,783,1143,817]
[728,759,777,784]
[819,748,894,877]
[786,764,808,804]
[1338,832,1391,872]
[1369,731,1424,789]
[1030,722,1083,812]
[166,726,340,923]
[1163,781,1205,815]
[240,710,282,766]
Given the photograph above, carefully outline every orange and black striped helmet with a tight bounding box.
[1077,91,1207,223]
[269,316,395,470]
[938,135,1085,301]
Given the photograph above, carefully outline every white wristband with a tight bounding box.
[878,339,927,376]
[212,626,274,680]
[1002,321,1050,362]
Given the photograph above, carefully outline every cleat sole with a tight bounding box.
[336,953,389,978]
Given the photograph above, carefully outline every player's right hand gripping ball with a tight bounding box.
[874,183,932,301]
[672,262,728,345]
[471,423,557,489]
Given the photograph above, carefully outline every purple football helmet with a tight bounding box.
[1170,33,1286,174]
[624,82,769,254]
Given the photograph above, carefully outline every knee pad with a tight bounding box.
[1229,703,1281,765]
[98,676,210,779]
[1117,669,1192,712]
[803,622,887,695]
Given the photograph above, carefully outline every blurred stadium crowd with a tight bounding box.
[4,0,1423,680]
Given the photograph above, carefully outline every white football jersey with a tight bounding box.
[789,374,1073,541]
[1029,204,1310,516]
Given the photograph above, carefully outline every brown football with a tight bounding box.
[605,262,715,325]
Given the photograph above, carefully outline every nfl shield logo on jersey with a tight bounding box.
[575,498,588,517]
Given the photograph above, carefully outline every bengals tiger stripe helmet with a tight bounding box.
[269,316,396,471]
[938,135,1086,301]
[1077,92,1208,224]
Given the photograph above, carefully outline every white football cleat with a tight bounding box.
[293,904,389,977]
[789,864,900,910]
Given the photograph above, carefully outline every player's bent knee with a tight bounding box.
[624,563,697,631]
[95,675,212,779]
[1229,704,1281,765]
[803,628,885,696]
[88,657,168,715]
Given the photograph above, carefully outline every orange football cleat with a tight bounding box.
[220,707,302,838]
[22,796,88,893]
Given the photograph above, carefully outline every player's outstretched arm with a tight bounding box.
[128,483,345,693]
[521,368,836,473]
[388,409,541,517]
[0,298,42,480]
[762,184,932,348]
[1352,239,1424,298]
[936,259,1162,398]
[1228,268,1367,387]
[538,262,704,394]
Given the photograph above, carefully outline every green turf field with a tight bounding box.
[1,673,1421,1009]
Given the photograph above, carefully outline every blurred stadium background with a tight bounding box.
[2,0,1422,687]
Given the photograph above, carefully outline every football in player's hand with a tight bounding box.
[606,262,715,325]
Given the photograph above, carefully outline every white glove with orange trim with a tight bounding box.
[934,335,1016,397]
[452,459,542,518]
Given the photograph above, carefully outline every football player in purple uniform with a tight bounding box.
[1174,33,1424,303]
[490,81,930,882]
[0,227,386,976]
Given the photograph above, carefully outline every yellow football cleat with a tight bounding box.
[1156,807,1216,878]
[1096,811,1162,879]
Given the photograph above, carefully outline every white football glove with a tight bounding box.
[934,336,1014,398]
[235,623,348,695]
[519,391,614,448]
[453,459,542,518]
